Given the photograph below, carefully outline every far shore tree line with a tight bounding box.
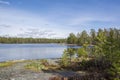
[0,37,65,43]
[0,28,119,46]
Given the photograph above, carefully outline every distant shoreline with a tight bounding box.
[0,43,78,46]
[0,58,61,62]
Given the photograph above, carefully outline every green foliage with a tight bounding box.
[67,48,76,58]
[77,48,87,58]
[77,30,90,45]
[67,30,94,45]
[65,28,120,79]
[92,28,120,79]
[67,33,77,44]
[60,49,70,67]
[90,29,96,44]
[79,30,89,45]
[60,48,76,67]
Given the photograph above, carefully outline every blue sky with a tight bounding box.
[0,0,120,38]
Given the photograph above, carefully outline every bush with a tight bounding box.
[60,49,70,67]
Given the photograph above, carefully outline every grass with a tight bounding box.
[25,59,60,72]
[0,61,15,67]
[25,59,49,71]
[25,62,47,71]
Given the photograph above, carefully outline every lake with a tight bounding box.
[0,44,80,62]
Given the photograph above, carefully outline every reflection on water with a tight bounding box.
[0,44,80,61]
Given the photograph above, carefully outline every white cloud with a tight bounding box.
[16,28,57,38]
[0,24,11,28]
[1,6,118,38]
[0,7,69,38]
[0,0,10,5]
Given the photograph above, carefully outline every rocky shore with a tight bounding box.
[0,59,85,80]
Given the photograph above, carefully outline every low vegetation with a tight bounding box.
[25,62,46,71]
[0,61,15,67]
[25,59,48,71]
[25,59,59,72]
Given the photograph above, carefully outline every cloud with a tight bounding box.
[1,5,119,38]
[0,24,11,28]
[16,28,57,38]
[0,7,69,38]
[0,0,10,5]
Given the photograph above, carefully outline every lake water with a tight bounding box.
[0,44,80,61]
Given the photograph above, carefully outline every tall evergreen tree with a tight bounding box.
[67,33,77,44]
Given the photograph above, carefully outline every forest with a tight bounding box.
[67,28,120,46]
[60,28,120,80]
[0,37,65,43]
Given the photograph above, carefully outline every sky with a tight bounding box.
[0,0,120,38]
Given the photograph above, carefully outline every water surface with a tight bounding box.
[0,44,80,61]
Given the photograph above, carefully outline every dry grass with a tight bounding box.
[25,59,60,72]
[0,61,15,67]
[25,62,47,72]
